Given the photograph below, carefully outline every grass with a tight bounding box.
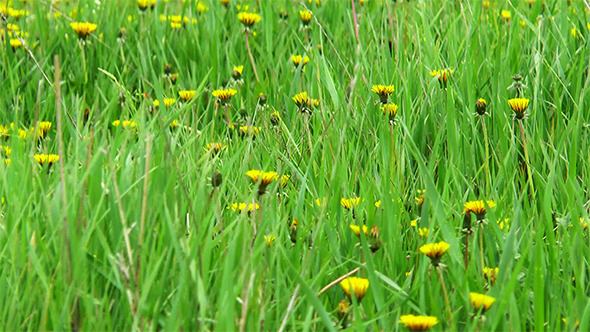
[1,0,590,330]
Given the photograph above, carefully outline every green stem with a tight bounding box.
[436,266,453,327]
[245,32,260,82]
[481,117,491,194]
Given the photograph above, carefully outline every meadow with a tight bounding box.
[1,0,590,330]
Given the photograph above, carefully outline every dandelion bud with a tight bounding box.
[369,226,382,253]
[475,98,487,116]
[211,171,223,188]
[164,64,172,75]
[258,93,267,106]
[337,300,350,323]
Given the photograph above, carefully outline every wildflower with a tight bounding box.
[257,93,267,107]
[299,10,312,26]
[163,98,176,107]
[374,200,381,208]
[238,125,261,138]
[196,1,209,13]
[112,120,137,130]
[381,103,398,123]
[475,98,487,116]
[469,292,496,313]
[399,315,439,331]
[289,219,298,243]
[229,202,259,213]
[350,224,369,236]
[34,153,59,166]
[429,69,453,87]
[341,198,361,211]
[10,38,23,49]
[482,1,490,9]
[508,98,530,119]
[410,219,418,227]
[372,85,394,104]
[418,227,429,238]
[37,121,52,138]
[291,55,310,71]
[212,88,237,105]
[137,0,155,10]
[369,226,382,253]
[340,277,369,302]
[264,234,275,247]
[337,300,350,322]
[501,10,511,22]
[246,170,279,195]
[4,159,10,166]
[281,175,290,187]
[169,120,179,130]
[498,218,510,230]
[270,111,281,126]
[464,200,496,221]
[211,170,223,188]
[315,198,327,207]
[419,241,450,266]
[221,0,230,8]
[279,9,289,21]
[204,143,226,154]
[292,92,319,113]
[483,267,499,285]
[237,12,262,32]
[0,146,11,158]
[232,65,244,81]
[70,22,98,39]
[178,90,196,101]
[580,218,589,230]
[18,129,28,140]
[169,73,179,84]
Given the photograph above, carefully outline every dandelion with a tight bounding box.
[229,202,259,213]
[34,153,59,166]
[340,277,369,302]
[237,12,262,30]
[482,1,490,9]
[137,0,156,10]
[475,98,487,116]
[232,65,244,81]
[497,218,510,230]
[299,10,312,26]
[212,88,237,105]
[372,85,394,104]
[292,92,319,113]
[341,198,361,211]
[178,90,196,101]
[508,98,530,120]
[270,111,281,126]
[381,103,398,123]
[257,93,267,107]
[315,198,327,207]
[10,38,23,49]
[281,175,290,187]
[37,121,52,138]
[337,300,350,323]
[211,170,223,188]
[483,267,499,285]
[429,69,453,87]
[350,224,369,236]
[169,73,179,84]
[70,22,98,39]
[289,219,298,243]
[112,120,137,130]
[196,1,209,13]
[410,219,418,227]
[0,146,11,158]
[399,315,439,331]
[579,217,589,230]
[420,241,450,266]
[291,55,310,71]
[501,10,511,22]
[220,0,230,8]
[163,98,176,107]
[279,9,289,21]
[169,120,179,130]
[470,292,496,313]
[264,234,275,247]
[246,170,279,195]
[238,125,261,138]
[204,143,226,154]
[464,200,496,221]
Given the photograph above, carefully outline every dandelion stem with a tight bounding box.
[481,117,491,194]
[245,32,260,82]
[436,266,453,327]
[304,114,313,157]
[464,234,469,270]
[479,224,484,272]
[518,120,534,194]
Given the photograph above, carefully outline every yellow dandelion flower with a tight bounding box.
[169,120,179,129]
[246,170,279,186]
[232,65,244,80]
[229,202,259,213]
[341,197,361,210]
[264,234,275,247]
[476,98,487,115]
[196,1,209,13]
[483,267,499,285]
[10,38,23,49]
[374,200,382,208]
[221,0,230,8]
[350,224,369,236]
[410,219,418,227]
[372,85,394,103]
[497,218,510,230]
[463,200,496,220]
[501,10,511,21]
[420,241,450,266]
[340,277,369,302]
[37,121,52,138]
[178,90,196,101]
[508,98,530,119]
[299,10,312,25]
[291,55,310,70]
[399,315,439,331]
[163,98,176,107]
[212,88,237,105]
[204,142,226,154]
[137,0,151,10]
[470,292,496,313]
[238,125,261,138]
[238,12,262,29]
[70,22,98,39]
[292,92,319,112]
[0,145,11,158]
[429,68,453,87]
[315,197,327,206]
[18,128,28,140]
[281,175,290,186]
[34,153,59,166]
[482,1,490,9]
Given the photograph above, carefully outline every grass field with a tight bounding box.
[2,0,590,330]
